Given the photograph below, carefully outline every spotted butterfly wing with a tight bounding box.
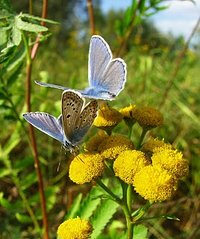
[61,90,98,145]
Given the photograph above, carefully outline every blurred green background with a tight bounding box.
[0,0,200,238]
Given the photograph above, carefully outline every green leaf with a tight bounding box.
[13,156,33,172]
[45,186,60,211]
[0,192,13,209]
[0,168,11,178]
[15,15,48,32]
[78,186,102,219]
[174,99,200,127]
[6,62,23,87]
[11,24,21,46]
[16,212,32,223]
[65,193,83,219]
[21,172,37,190]
[90,197,119,239]
[2,130,20,156]
[21,13,59,25]
[133,225,148,239]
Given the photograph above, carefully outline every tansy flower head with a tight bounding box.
[98,134,134,160]
[93,104,123,133]
[141,137,172,154]
[119,104,137,127]
[133,165,177,202]
[113,150,150,184]
[134,106,163,129]
[151,148,189,179]
[69,153,104,184]
[85,130,109,152]
[57,217,93,239]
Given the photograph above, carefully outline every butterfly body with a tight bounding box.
[23,90,98,153]
[35,35,127,100]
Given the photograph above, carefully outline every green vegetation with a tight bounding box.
[0,0,199,238]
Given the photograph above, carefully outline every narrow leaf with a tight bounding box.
[78,186,102,219]
[16,213,32,223]
[15,15,48,32]
[90,198,119,239]
[21,13,59,24]
[65,194,83,219]
[11,22,21,46]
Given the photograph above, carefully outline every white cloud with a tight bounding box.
[151,0,200,39]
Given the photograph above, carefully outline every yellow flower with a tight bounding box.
[98,134,134,160]
[113,150,150,184]
[133,165,177,202]
[119,104,137,127]
[141,137,172,153]
[119,105,136,119]
[57,217,93,239]
[85,130,109,152]
[93,104,123,132]
[134,107,163,129]
[151,148,189,179]
[69,153,104,184]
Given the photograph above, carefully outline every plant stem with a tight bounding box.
[136,128,148,149]
[96,178,121,203]
[87,0,96,35]
[127,184,132,212]
[23,0,49,238]
[121,203,134,239]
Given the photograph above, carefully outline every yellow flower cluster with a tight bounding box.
[69,153,104,184]
[85,130,109,152]
[98,134,134,160]
[152,147,189,179]
[67,101,188,203]
[57,217,93,239]
[134,107,163,129]
[108,138,188,202]
[133,165,177,202]
[93,104,123,131]
[141,137,172,153]
[113,150,150,184]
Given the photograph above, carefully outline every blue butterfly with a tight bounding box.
[23,90,98,152]
[35,35,127,100]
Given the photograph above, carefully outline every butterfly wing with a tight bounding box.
[71,100,98,145]
[61,90,84,144]
[87,35,127,99]
[88,35,112,88]
[23,112,64,144]
[35,81,68,91]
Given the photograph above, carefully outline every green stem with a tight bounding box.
[136,128,148,149]
[121,203,134,239]
[128,125,133,139]
[120,181,134,238]
[96,178,121,204]
[127,184,132,212]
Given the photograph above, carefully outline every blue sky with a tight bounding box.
[101,0,200,41]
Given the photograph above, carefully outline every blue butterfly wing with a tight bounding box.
[23,112,64,144]
[87,35,127,99]
[35,81,68,91]
[88,35,112,87]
